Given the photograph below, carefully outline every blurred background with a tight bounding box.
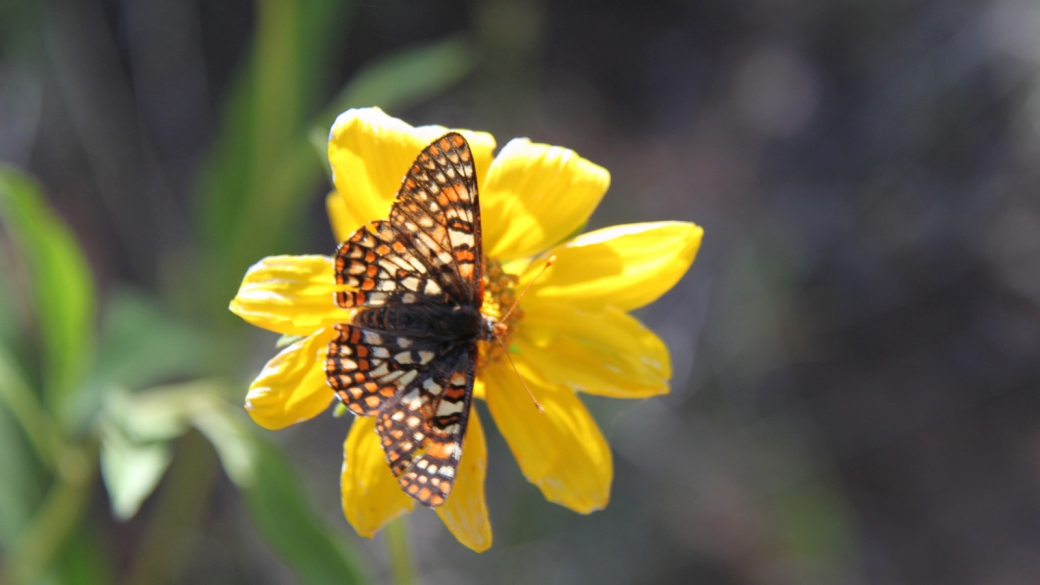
[1,0,1040,584]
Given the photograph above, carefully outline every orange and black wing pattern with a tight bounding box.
[326,132,483,507]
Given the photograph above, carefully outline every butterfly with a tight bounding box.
[324,133,498,508]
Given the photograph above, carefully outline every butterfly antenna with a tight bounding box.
[495,336,545,414]
[499,255,555,324]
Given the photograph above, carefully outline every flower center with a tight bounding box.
[478,257,523,368]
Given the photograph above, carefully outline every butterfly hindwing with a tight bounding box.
[325,324,442,416]
[378,348,475,507]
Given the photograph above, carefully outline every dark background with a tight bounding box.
[3,0,1040,583]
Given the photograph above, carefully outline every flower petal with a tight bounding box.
[516,301,671,398]
[328,107,496,227]
[326,190,358,244]
[524,221,703,312]
[435,409,492,552]
[483,362,612,513]
[229,255,352,336]
[481,139,610,260]
[341,416,415,538]
[244,327,337,430]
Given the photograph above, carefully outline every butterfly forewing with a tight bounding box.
[326,132,484,508]
[388,133,484,307]
[333,221,445,309]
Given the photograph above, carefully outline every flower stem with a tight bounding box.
[0,439,98,585]
[385,517,416,585]
[124,429,218,585]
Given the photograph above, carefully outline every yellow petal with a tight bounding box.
[229,255,352,336]
[328,107,495,227]
[481,139,610,260]
[326,190,358,244]
[483,362,612,513]
[516,301,671,398]
[341,416,415,538]
[473,376,486,400]
[244,327,337,430]
[524,221,703,312]
[435,409,492,552]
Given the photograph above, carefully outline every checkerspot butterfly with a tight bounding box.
[325,133,495,508]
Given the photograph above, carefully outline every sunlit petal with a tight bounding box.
[435,409,492,552]
[516,301,671,398]
[481,139,610,260]
[341,417,416,538]
[229,255,352,336]
[328,107,495,227]
[523,221,703,311]
[326,190,358,244]
[483,362,612,514]
[244,327,337,430]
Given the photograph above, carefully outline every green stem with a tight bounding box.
[0,347,62,471]
[123,430,218,585]
[0,439,99,585]
[385,517,416,585]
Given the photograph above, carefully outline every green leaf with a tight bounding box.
[0,240,23,353]
[218,34,480,294]
[3,440,99,585]
[196,0,356,308]
[316,35,479,131]
[197,29,477,310]
[296,0,356,116]
[0,401,46,546]
[190,403,256,487]
[101,385,191,445]
[100,379,368,583]
[0,165,95,423]
[96,381,243,528]
[96,289,218,390]
[99,420,173,521]
[244,436,368,585]
[100,382,256,495]
[52,528,114,585]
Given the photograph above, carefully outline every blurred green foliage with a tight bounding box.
[0,0,478,582]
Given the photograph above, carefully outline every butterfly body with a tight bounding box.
[352,302,492,344]
[325,133,488,508]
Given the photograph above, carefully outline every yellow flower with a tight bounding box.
[229,107,702,552]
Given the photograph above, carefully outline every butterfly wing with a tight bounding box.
[376,346,475,507]
[326,324,442,416]
[388,132,484,308]
[332,132,483,308]
[333,220,446,309]
[328,132,484,508]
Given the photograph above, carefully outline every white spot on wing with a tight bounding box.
[436,400,464,416]
[398,370,418,388]
[423,379,443,395]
